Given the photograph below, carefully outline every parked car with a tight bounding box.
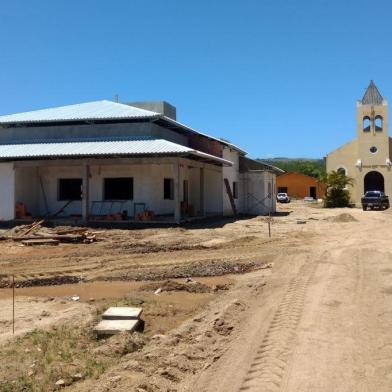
[361,191,389,211]
[277,192,290,203]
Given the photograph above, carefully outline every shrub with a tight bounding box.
[323,171,354,208]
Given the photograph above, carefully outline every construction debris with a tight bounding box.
[22,239,60,246]
[0,221,97,245]
[94,307,143,337]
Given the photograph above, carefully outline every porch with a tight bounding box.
[2,157,224,225]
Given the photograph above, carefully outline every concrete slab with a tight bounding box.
[94,319,139,336]
[102,307,143,320]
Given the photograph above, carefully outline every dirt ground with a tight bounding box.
[2,201,392,391]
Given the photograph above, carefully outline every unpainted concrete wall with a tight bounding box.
[0,163,15,220]
[0,122,188,146]
[239,171,276,215]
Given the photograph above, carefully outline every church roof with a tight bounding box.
[362,80,383,105]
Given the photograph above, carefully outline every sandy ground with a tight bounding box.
[2,201,392,391]
[0,297,93,344]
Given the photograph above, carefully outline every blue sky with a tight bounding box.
[0,0,391,159]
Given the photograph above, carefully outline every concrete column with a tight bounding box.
[0,163,15,220]
[174,161,181,223]
[82,163,90,222]
[199,167,205,216]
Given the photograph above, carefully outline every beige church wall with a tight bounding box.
[326,139,358,203]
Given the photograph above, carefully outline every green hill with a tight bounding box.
[257,158,325,179]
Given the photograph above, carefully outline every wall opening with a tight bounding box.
[278,186,288,194]
[375,115,383,132]
[58,178,82,201]
[337,167,347,176]
[164,178,174,200]
[364,171,384,193]
[104,178,133,200]
[232,181,239,199]
[363,116,371,132]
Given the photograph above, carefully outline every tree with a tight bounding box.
[258,159,326,179]
[323,171,354,208]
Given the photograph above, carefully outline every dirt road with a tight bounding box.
[186,206,392,392]
[2,202,392,391]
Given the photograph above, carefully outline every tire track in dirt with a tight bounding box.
[238,259,318,392]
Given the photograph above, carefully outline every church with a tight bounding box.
[326,81,392,205]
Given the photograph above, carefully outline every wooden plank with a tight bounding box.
[22,239,59,246]
[224,178,238,216]
[20,220,45,237]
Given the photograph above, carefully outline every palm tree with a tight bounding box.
[323,171,354,208]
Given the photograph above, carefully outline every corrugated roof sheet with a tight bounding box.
[0,100,159,124]
[362,81,383,105]
[239,156,284,174]
[0,99,247,155]
[0,137,232,166]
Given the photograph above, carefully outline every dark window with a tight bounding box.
[278,186,288,194]
[58,179,82,201]
[104,178,133,200]
[233,181,239,199]
[164,178,174,200]
[370,146,378,154]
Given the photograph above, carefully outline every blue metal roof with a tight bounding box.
[0,100,159,124]
[0,137,232,166]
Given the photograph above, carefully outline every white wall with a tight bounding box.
[0,163,15,220]
[222,147,240,216]
[239,171,276,215]
[205,166,223,214]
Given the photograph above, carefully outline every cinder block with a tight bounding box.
[94,319,139,336]
[102,307,143,320]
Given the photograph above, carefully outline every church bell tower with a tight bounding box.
[357,80,389,167]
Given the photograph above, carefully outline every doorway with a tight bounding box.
[309,186,317,199]
[183,180,189,203]
[364,171,384,193]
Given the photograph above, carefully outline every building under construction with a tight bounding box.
[0,100,281,224]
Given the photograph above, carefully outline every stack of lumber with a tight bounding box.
[0,221,98,245]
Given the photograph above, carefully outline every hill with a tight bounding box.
[257,158,325,179]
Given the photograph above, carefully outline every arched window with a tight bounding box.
[363,116,371,132]
[337,167,347,176]
[375,115,383,132]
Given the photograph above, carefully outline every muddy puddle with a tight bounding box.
[0,276,235,301]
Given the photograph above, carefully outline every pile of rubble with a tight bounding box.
[0,220,98,245]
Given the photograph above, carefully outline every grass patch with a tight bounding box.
[0,324,116,392]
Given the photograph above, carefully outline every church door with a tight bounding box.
[364,171,385,193]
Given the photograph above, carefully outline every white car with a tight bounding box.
[277,192,290,203]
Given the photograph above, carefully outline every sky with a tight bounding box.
[1,0,392,159]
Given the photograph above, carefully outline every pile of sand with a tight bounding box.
[327,213,358,223]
